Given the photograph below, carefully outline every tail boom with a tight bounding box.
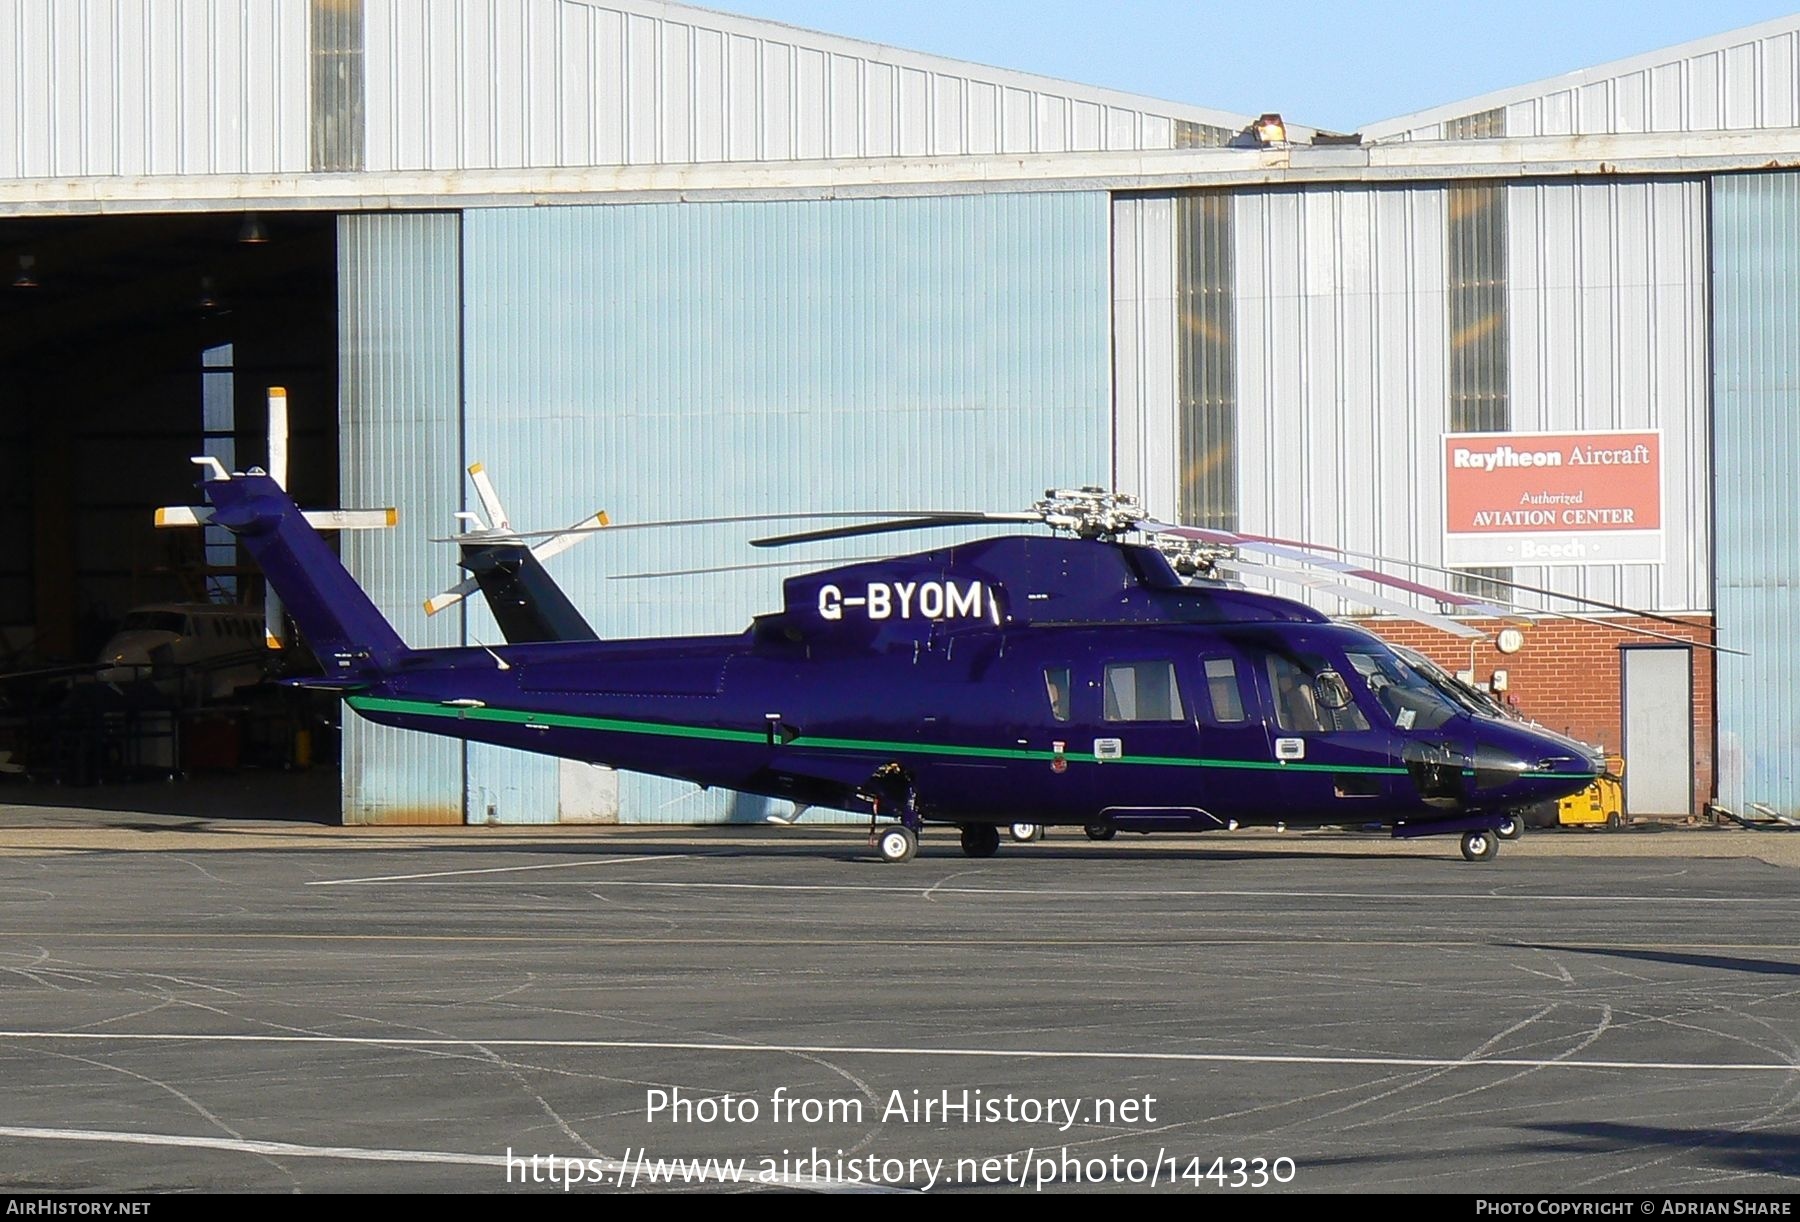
[202,472,410,674]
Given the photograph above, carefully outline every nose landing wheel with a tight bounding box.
[1496,813,1522,841]
[1460,829,1499,862]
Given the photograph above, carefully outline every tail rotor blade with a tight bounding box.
[424,577,479,617]
[265,595,285,650]
[154,506,211,528]
[466,463,512,533]
[531,512,608,561]
[266,387,289,650]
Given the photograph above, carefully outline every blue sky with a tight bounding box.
[706,2,1800,132]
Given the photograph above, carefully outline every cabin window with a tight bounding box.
[1266,653,1369,733]
[1103,661,1184,722]
[1202,657,1247,723]
[122,611,186,634]
[1043,667,1071,722]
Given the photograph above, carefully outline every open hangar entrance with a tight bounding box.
[0,209,341,815]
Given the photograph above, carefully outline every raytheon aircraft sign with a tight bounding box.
[1443,430,1664,567]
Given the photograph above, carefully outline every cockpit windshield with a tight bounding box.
[1389,646,1518,721]
[1344,649,1465,732]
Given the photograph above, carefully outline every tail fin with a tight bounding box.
[422,461,607,641]
[202,472,410,674]
[457,542,599,643]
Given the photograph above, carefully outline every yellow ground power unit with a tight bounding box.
[1559,756,1625,829]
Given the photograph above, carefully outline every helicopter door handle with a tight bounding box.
[1093,738,1123,762]
[1275,737,1306,761]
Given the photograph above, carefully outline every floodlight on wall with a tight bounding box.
[237,215,269,244]
[1253,113,1287,146]
[11,255,37,289]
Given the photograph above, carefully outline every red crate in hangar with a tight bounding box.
[181,715,240,771]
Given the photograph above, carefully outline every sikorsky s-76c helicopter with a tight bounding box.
[175,461,1629,865]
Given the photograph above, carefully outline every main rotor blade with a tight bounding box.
[1222,544,1743,654]
[752,513,1043,548]
[1145,522,1521,620]
[1528,608,1748,654]
[433,510,977,544]
[609,556,888,581]
[1220,558,1486,639]
[1146,520,1705,632]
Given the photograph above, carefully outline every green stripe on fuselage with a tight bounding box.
[345,694,1431,776]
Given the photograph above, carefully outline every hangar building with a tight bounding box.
[1,1,1796,824]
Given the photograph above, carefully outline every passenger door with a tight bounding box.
[1248,646,1401,817]
[1183,651,1281,824]
[1084,657,1208,824]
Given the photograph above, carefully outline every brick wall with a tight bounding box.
[1353,615,1716,814]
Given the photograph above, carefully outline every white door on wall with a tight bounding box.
[1620,646,1694,817]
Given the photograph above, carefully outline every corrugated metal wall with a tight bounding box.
[1111,196,1179,519]
[1499,25,1800,137]
[457,191,1112,822]
[1506,179,1711,612]
[1175,191,1238,530]
[0,0,309,179]
[1114,182,1712,620]
[1713,171,1800,815]
[1379,17,1800,141]
[338,212,465,825]
[1231,186,1451,616]
[361,0,1228,172]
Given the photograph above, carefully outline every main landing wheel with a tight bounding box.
[960,824,1001,858]
[1084,822,1117,842]
[1008,822,1043,843]
[1496,813,1523,841]
[1460,830,1499,862]
[877,825,919,864]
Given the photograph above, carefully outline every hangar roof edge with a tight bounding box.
[589,0,1322,139]
[1360,11,1800,142]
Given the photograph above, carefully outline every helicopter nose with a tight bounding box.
[1471,738,1601,803]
